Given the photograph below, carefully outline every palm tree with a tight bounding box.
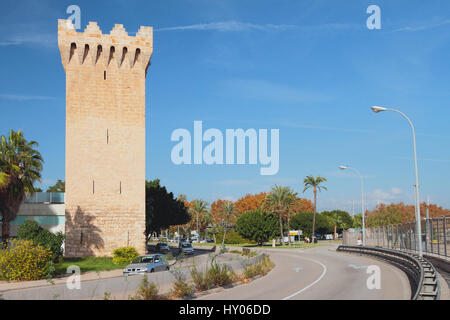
[220,201,235,247]
[303,175,327,242]
[266,185,296,245]
[0,130,43,245]
[285,191,298,244]
[190,199,208,242]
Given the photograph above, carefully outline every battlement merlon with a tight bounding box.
[58,19,153,74]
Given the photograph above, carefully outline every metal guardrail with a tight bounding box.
[343,215,450,258]
[337,245,440,300]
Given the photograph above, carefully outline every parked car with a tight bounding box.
[155,242,170,254]
[179,241,194,255]
[123,254,169,275]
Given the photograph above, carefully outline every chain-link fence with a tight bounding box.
[343,215,449,258]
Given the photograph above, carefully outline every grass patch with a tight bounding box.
[54,256,127,276]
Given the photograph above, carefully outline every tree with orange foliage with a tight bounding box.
[290,198,315,213]
[234,192,267,214]
[367,202,450,226]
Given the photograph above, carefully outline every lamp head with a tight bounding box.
[371,106,388,113]
[338,165,348,170]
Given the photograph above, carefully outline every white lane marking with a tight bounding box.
[348,264,369,270]
[282,258,327,300]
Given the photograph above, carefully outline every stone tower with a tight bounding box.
[58,20,152,256]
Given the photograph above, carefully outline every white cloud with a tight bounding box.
[366,187,404,202]
[0,33,56,47]
[0,94,56,101]
[156,21,356,33]
[157,21,295,32]
[211,193,236,202]
[394,19,450,32]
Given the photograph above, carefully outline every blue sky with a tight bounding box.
[1,0,449,212]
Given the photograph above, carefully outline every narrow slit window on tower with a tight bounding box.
[93,180,95,194]
[104,70,106,80]
[120,181,122,194]
[107,129,109,144]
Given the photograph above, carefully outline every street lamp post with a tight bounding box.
[371,106,423,257]
[339,165,365,246]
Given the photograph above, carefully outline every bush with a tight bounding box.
[236,210,280,245]
[130,275,161,300]
[171,271,194,298]
[0,239,53,281]
[112,247,139,265]
[208,261,233,287]
[191,265,213,291]
[215,230,249,244]
[17,220,65,262]
[229,249,257,258]
[243,254,274,280]
[190,260,234,291]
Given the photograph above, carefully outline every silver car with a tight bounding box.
[123,254,169,275]
[178,241,194,255]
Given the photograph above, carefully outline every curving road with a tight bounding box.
[197,245,411,300]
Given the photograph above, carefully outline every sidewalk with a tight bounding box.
[0,269,124,292]
[0,251,262,299]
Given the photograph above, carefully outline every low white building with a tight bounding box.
[0,192,65,237]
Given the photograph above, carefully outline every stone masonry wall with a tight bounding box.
[57,19,152,257]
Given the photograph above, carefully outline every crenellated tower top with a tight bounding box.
[57,19,153,74]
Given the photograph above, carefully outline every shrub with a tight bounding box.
[0,239,52,281]
[130,275,161,300]
[171,271,194,298]
[190,265,213,291]
[216,230,249,244]
[236,210,279,245]
[208,261,233,287]
[190,260,234,291]
[112,247,139,265]
[243,254,274,280]
[17,220,65,262]
[229,249,257,258]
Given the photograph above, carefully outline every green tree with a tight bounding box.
[46,179,65,192]
[302,175,327,240]
[0,130,43,245]
[145,179,190,240]
[265,185,296,245]
[321,210,353,235]
[236,209,280,245]
[291,212,334,238]
[17,220,65,262]
[353,213,362,229]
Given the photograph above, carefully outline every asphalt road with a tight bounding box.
[197,245,411,300]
